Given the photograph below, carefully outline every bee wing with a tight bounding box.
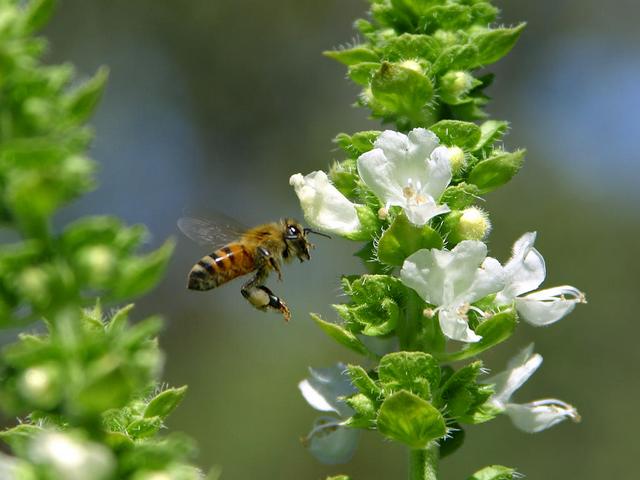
[177,215,246,247]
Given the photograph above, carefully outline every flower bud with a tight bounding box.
[441,70,474,99]
[446,146,466,175]
[442,207,491,244]
[17,267,50,306]
[76,245,116,284]
[399,59,422,73]
[18,365,61,409]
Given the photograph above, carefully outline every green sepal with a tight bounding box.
[127,416,163,439]
[346,364,382,400]
[112,239,175,299]
[467,465,518,480]
[75,360,136,413]
[348,62,380,86]
[378,214,443,267]
[440,310,517,362]
[106,303,135,334]
[324,46,379,66]
[345,393,377,428]
[377,390,446,448]
[336,275,405,336]
[328,159,359,198]
[439,423,465,459]
[468,149,525,193]
[382,34,441,63]
[471,23,526,68]
[378,351,440,401]
[430,120,481,150]
[440,183,481,210]
[439,361,493,422]
[310,313,369,356]
[343,205,381,241]
[144,385,188,420]
[371,62,434,115]
[334,131,380,158]
[474,120,509,155]
[65,66,109,124]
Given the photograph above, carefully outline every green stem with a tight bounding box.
[409,443,439,480]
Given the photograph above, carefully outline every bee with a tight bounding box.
[178,215,330,321]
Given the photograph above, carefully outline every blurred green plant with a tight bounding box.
[0,1,202,478]
[290,1,585,479]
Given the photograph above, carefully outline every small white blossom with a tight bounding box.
[400,240,505,343]
[496,232,586,326]
[298,363,359,464]
[289,171,362,236]
[30,432,115,480]
[485,344,580,433]
[357,128,452,226]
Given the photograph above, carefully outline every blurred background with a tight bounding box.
[41,0,638,478]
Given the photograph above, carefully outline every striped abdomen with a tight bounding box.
[187,243,255,291]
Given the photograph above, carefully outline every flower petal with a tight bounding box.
[289,171,361,236]
[505,399,580,433]
[422,145,453,200]
[439,308,482,343]
[496,232,546,303]
[515,285,585,326]
[298,363,356,417]
[485,344,542,406]
[357,147,405,205]
[404,201,450,226]
[459,256,506,305]
[304,418,359,464]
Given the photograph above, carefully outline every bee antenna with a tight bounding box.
[304,228,332,239]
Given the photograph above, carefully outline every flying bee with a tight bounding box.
[178,215,330,321]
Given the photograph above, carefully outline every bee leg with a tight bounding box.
[258,246,283,281]
[241,283,291,322]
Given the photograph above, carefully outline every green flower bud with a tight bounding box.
[443,207,491,245]
[18,365,61,409]
[17,267,50,306]
[446,146,466,175]
[440,70,474,101]
[76,245,116,284]
[398,59,422,73]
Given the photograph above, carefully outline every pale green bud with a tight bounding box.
[446,146,466,175]
[18,365,61,409]
[443,207,491,244]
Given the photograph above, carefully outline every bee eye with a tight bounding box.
[287,225,299,237]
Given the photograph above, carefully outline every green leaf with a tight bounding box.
[0,424,43,457]
[439,361,493,421]
[144,386,188,420]
[310,313,369,356]
[467,465,518,480]
[378,214,443,267]
[474,120,509,154]
[371,62,434,115]
[440,310,517,362]
[106,303,134,334]
[324,46,379,66]
[112,239,175,299]
[472,23,526,67]
[23,0,57,34]
[378,351,440,400]
[65,66,109,123]
[468,149,525,193]
[377,390,446,448]
[440,183,481,210]
[430,120,481,150]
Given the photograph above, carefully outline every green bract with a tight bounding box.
[0,1,200,478]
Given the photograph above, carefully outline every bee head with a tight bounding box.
[282,219,330,262]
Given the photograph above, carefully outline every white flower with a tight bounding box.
[485,344,580,433]
[496,232,586,326]
[30,432,115,480]
[400,240,505,343]
[289,171,362,236]
[357,128,452,226]
[298,363,359,464]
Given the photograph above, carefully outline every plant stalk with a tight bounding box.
[409,443,439,480]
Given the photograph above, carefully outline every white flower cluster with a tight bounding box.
[291,128,586,344]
